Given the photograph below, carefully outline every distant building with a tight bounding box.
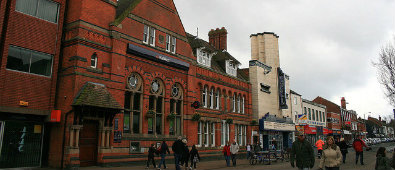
[302,99,327,144]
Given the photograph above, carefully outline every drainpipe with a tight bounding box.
[60,109,73,169]
[0,0,13,67]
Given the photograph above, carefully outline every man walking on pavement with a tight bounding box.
[290,132,315,170]
[352,135,369,165]
[230,140,239,166]
[157,140,170,170]
[315,137,325,159]
[172,136,184,170]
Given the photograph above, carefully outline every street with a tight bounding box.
[74,142,395,170]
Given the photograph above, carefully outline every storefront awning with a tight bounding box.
[72,82,122,110]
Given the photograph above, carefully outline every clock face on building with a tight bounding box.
[151,80,160,93]
[128,75,138,88]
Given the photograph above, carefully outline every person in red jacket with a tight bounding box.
[315,138,325,159]
[352,135,369,165]
[223,142,231,167]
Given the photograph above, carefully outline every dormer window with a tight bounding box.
[197,48,211,67]
[226,60,237,77]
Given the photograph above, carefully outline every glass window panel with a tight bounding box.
[132,112,140,134]
[6,46,30,73]
[176,100,182,115]
[133,93,140,111]
[37,0,59,23]
[156,97,162,113]
[176,117,181,135]
[143,25,148,43]
[15,0,38,16]
[123,112,130,132]
[148,118,153,134]
[169,119,174,135]
[156,114,162,135]
[30,52,52,76]
[124,92,131,109]
[170,99,175,113]
[149,96,155,110]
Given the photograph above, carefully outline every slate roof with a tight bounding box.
[72,82,122,110]
[186,33,247,81]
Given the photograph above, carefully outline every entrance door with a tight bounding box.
[80,120,98,167]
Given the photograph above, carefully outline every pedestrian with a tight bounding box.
[319,136,342,170]
[222,141,231,167]
[230,140,239,166]
[337,138,349,164]
[189,145,200,170]
[254,142,262,154]
[146,144,157,169]
[375,147,391,170]
[181,139,190,170]
[172,136,184,170]
[352,135,369,165]
[157,140,170,170]
[316,138,325,159]
[290,131,315,170]
[246,143,252,160]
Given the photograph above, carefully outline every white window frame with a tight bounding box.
[198,121,202,147]
[143,25,149,44]
[221,120,230,146]
[211,123,215,146]
[166,35,171,52]
[149,27,155,46]
[216,90,220,110]
[204,122,209,147]
[91,53,97,68]
[202,87,207,108]
[237,95,241,113]
[242,96,245,113]
[210,89,214,109]
[232,94,236,112]
[171,36,176,54]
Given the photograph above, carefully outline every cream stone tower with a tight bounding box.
[249,32,291,120]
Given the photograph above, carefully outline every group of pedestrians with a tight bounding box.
[290,132,395,170]
[146,136,200,170]
[222,140,240,167]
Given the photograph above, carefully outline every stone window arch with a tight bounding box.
[124,73,143,134]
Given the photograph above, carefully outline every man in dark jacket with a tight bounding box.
[353,135,369,165]
[337,138,349,163]
[172,136,184,170]
[158,140,170,170]
[290,132,315,170]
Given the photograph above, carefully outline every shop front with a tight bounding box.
[304,125,317,144]
[259,118,295,151]
[0,114,45,168]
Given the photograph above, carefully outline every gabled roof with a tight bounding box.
[186,33,247,81]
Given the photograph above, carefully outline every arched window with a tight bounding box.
[91,53,97,68]
[202,86,208,108]
[170,83,183,136]
[124,73,143,134]
[242,96,245,114]
[237,94,241,113]
[215,89,220,110]
[210,88,214,109]
[232,93,236,112]
[148,78,164,135]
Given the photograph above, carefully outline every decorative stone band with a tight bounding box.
[249,60,272,71]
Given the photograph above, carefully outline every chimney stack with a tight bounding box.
[341,97,346,109]
[208,27,227,51]
[379,116,382,121]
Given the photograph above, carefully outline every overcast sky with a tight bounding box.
[173,0,395,120]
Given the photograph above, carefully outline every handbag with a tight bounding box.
[193,155,199,163]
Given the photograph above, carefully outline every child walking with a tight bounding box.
[146,144,157,169]
[189,145,200,170]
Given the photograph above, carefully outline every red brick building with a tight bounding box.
[41,0,254,168]
[313,96,342,141]
[0,0,65,168]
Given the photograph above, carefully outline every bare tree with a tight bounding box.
[374,36,395,107]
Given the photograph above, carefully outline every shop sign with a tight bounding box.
[343,130,351,135]
[296,125,305,133]
[127,43,190,71]
[262,121,294,131]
